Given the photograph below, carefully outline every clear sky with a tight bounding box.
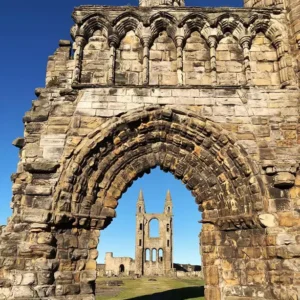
[0,0,243,264]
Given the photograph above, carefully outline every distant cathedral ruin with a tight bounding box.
[103,190,174,276]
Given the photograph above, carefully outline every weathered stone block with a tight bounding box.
[12,286,34,298]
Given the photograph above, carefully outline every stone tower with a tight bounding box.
[135,190,173,276]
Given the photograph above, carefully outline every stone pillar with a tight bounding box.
[240,36,252,85]
[201,223,221,300]
[175,35,184,86]
[72,36,87,84]
[108,35,119,85]
[142,36,150,85]
[274,38,296,88]
[54,228,99,299]
[208,36,217,85]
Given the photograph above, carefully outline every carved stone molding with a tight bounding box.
[263,163,299,188]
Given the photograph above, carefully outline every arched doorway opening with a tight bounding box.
[119,264,125,273]
[54,107,265,299]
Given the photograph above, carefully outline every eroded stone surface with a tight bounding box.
[0,0,300,299]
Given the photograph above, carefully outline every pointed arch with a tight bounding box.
[114,15,144,42]
[216,13,247,43]
[248,14,287,47]
[79,15,113,40]
[149,13,178,45]
[112,11,143,26]
[178,13,210,45]
[149,218,159,237]
[54,107,266,231]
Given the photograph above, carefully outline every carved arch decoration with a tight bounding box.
[78,15,113,40]
[178,13,211,45]
[149,12,178,45]
[215,13,247,42]
[248,15,296,86]
[71,11,294,87]
[113,13,144,42]
[53,106,266,231]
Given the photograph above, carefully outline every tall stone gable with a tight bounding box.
[135,190,173,276]
[0,0,300,299]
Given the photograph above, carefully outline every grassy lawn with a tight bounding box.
[96,277,205,300]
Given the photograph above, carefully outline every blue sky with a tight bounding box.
[0,0,243,264]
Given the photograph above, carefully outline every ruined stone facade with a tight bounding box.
[135,190,173,276]
[102,190,173,277]
[0,0,300,299]
[104,252,135,276]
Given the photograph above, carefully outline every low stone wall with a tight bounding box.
[176,271,203,278]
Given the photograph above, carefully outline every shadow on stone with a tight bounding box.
[125,286,205,300]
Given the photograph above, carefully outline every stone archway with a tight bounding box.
[119,264,125,274]
[51,106,267,300]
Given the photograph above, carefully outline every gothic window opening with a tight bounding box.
[149,218,159,237]
[167,240,170,247]
[145,249,150,262]
[166,224,170,232]
[158,249,164,262]
[152,248,157,262]
[139,239,142,246]
[140,223,143,230]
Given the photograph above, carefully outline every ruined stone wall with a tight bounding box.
[104,253,135,276]
[0,3,299,300]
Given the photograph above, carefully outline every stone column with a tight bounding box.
[72,36,87,84]
[142,36,150,85]
[274,38,296,88]
[208,36,217,85]
[54,228,100,299]
[175,35,184,85]
[240,36,252,85]
[201,223,221,300]
[108,35,119,85]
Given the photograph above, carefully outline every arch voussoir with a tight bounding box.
[54,107,264,232]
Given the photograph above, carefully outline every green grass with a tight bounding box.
[96,277,205,300]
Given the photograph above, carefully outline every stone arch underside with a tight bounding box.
[54,106,266,231]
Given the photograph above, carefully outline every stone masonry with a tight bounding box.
[0,0,300,299]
